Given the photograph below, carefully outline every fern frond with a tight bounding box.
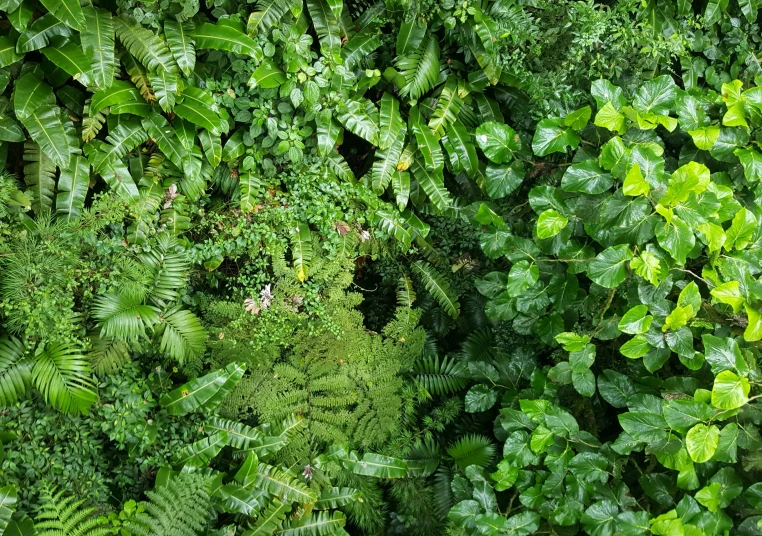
[138,234,190,307]
[35,484,110,536]
[157,306,207,363]
[31,343,97,414]
[459,328,495,362]
[412,261,460,318]
[395,35,440,100]
[92,286,160,341]
[127,472,212,536]
[0,337,31,406]
[396,275,416,308]
[89,333,132,375]
[446,434,495,471]
[413,354,467,396]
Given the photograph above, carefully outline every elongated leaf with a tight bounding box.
[81,7,114,89]
[198,129,222,167]
[0,117,23,142]
[90,80,143,114]
[17,14,72,53]
[242,499,289,536]
[412,121,444,170]
[291,223,312,282]
[391,170,410,211]
[378,92,404,150]
[0,36,23,67]
[250,60,286,89]
[175,87,220,133]
[307,0,341,59]
[214,484,265,516]
[240,171,262,213]
[413,160,452,211]
[279,511,347,536]
[429,77,465,137]
[142,113,189,170]
[255,463,317,504]
[56,155,89,220]
[148,69,177,112]
[444,122,478,176]
[247,0,291,35]
[160,362,246,415]
[397,19,426,55]
[0,486,18,535]
[164,20,195,77]
[316,109,341,157]
[41,41,91,82]
[193,21,261,58]
[336,97,379,145]
[413,260,460,317]
[173,431,228,468]
[20,103,71,168]
[314,488,361,510]
[14,73,52,121]
[371,132,404,194]
[39,0,85,30]
[342,28,381,69]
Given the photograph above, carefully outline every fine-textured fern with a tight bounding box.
[412,261,460,318]
[446,434,496,471]
[126,472,212,536]
[414,354,468,396]
[34,485,111,536]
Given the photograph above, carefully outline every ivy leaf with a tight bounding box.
[572,368,596,397]
[506,261,539,297]
[597,369,635,408]
[587,245,632,288]
[570,453,609,484]
[660,161,710,207]
[564,106,592,130]
[701,334,747,375]
[623,162,650,196]
[485,163,523,199]
[655,217,695,265]
[490,460,519,492]
[504,511,541,536]
[619,412,667,442]
[633,75,677,115]
[686,423,720,463]
[711,370,750,410]
[594,101,627,134]
[663,399,714,433]
[688,126,721,150]
[695,482,722,512]
[465,384,498,413]
[734,147,762,182]
[561,161,614,194]
[532,118,580,156]
[618,305,653,334]
[475,122,520,164]
[448,500,481,529]
[536,209,568,239]
[724,207,756,251]
[581,500,618,536]
[744,306,762,342]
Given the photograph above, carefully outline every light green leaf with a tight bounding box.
[711,370,750,410]
[618,305,653,334]
[532,117,580,156]
[160,362,246,415]
[620,335,650,358]
[250,60,286,89]
[536,209,568,239]
[507,260,538,298]
[686,424,720,463]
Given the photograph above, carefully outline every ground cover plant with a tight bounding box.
[2,0,762,535]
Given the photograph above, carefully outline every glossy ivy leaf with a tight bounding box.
[618,305,653,334]
[711,370,750,410]
[581,500,618,536]
[618,412,667,443]
[465,384,498,413]
[591,79,627,109]
[587,245,632,288]
[572,368,596,397]
[484,163,523,199]
[686,423,720,463]
[506,261,538,297]
[663,399,714,433]
[561,160,614,194]
[597,369,635,408]
[536,209,568,239]
[633,75,677,115]
[475,122,520,164]
[532,118,580,156]
[595,101,627,134]
[701,334,747,375]
[564,106,592,130]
